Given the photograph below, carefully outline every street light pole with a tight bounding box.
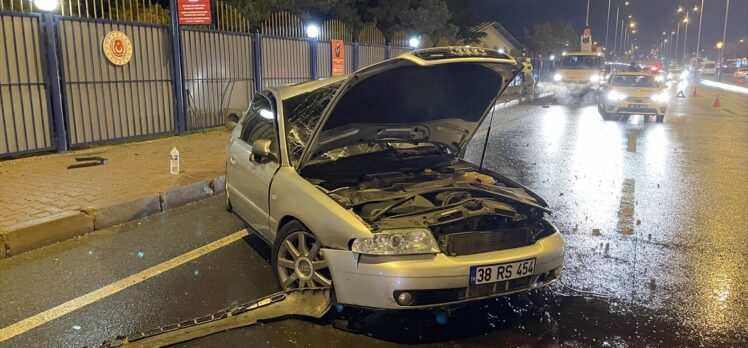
[613,4,620,55]
[695,0,705,62]
[683,11,689,64]
[586,0,591,26]
[675,21,681,63]
[718,0,730,81]
[605,0,612,48]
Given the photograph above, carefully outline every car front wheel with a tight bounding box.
[272,220,332,290]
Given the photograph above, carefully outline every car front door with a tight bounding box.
[226,93,280,239]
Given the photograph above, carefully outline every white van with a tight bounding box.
[552,52,605,96]
[700,61,717,75]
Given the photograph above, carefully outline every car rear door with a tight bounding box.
[226,93,280,239]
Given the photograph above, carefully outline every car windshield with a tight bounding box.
[611,75,658,87]
[703,63,715,68]
[559,55,603,69]
[282,81,343,166]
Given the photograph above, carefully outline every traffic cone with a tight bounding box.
[691,88,698,97]
[713,94,721,108]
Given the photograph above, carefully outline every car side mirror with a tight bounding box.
[250,139,274,164]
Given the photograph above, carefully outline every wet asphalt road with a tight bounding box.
[0,81,746,347]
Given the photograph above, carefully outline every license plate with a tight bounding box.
[469,259,536,286]
[629,104,647,108]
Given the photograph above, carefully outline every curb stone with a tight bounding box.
[86,194,162,230]
[160,180,214,211]
[0,211,93,257]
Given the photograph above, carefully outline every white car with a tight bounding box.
[598,72,668,122]
[734,68,748,79]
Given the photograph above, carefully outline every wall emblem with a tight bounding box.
[103,31,133,66]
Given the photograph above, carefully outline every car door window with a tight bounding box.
[240,93,279,160]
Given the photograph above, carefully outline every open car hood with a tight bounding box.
[296,47,523,171]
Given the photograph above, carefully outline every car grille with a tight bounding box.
[625,96,650,103]
[438,228,533,256]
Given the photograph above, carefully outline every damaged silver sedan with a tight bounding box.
[225,47,564,309]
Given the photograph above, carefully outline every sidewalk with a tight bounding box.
[0,129,229,258]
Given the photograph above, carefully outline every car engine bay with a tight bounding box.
[307,161,556,256]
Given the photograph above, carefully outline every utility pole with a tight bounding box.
[605,0,612,48]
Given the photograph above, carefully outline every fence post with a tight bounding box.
[42,13,68,152]
[252,32,263,91]
[310,38,318,81]
[169,0,187,135]
[385,45,392,60]
[352,42,359,71]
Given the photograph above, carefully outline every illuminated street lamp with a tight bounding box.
[306,24,320,39]
[408,37,420,48]
[716,41,724,49]
[34,0,58,11]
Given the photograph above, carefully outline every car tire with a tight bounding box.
[656,115,665,122]
[271,220,332,291]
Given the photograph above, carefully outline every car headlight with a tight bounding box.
[655,75,664,82]
[607,90,626,101]
[650,91,668,102]
[589,74,600,83]
[681,71,689,78]
[351,228,440,255]
[667,73,673,79]
[553,73,562,81]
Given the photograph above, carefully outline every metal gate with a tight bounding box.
[0,12,54,156]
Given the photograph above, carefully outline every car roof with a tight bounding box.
[563,51,604,57]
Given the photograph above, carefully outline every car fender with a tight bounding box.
[269,166,372,250]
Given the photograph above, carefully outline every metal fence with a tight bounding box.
[58,17,174,145]
[182,29,253,130]
[0,12,53,156]
[0,6,412,158]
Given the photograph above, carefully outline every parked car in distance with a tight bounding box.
[225,47,565,310]
[598,72,668,122]
[552,51,605,98]
[733,67,748,79]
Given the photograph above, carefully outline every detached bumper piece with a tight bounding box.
[393,267,561,306]
[96,288,331,348]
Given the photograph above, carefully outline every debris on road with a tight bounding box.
[94,288,331,348]
[68,156,108,169]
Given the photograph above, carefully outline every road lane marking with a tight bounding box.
[0,229,250,342]
[616,178,636,236]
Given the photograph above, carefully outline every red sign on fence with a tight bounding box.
[178,0,212,25]
[331,39,345,76]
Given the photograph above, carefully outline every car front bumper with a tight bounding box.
[552,81,597,94]
[322,231,565,309]
[604,100,667,115]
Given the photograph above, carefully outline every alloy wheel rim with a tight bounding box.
[277,231,331,289]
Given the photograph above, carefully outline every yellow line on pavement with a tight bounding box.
[0,229,250,343]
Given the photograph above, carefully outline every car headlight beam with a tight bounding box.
[553,73,562,81]
[351,228,440,255]
[589,74,600,83]
[607,90,626,101]
[650,91,669,102]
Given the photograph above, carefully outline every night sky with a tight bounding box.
[469,0,747,53]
